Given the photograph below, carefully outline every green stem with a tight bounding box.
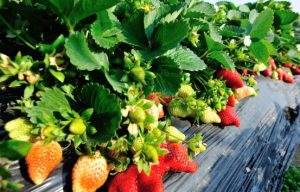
[200,51,208,59]
[82,132,92,155]
[0,15,37,50]
[63,16,75,34]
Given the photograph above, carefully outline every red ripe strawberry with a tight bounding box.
[138,168,164,192]
[215,69,244,90]
[291,65,300,75]
[72,151,110,192]
[25,141,62,185]
[262,68,272,77]
[269,57,276,70]
[241,69,248,76]
[277,68,285,80]
[161,143,198,173]
[151,159,170,178]
[283,73,295,84]
[217,105,240,127]
[108,165,139,192]
[147,93,160,104]
[283,63,293,68]
[108,165,164,192]
[227,95,238,107]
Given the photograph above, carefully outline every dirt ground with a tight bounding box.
[292,144,300,167]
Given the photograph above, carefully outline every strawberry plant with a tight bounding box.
[0,0,299,191]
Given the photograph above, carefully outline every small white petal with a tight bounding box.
[244,36,252,47]
[128,123,138,136]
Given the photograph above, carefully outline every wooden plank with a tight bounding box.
[1,77,300,191]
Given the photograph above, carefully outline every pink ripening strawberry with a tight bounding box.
[215,69,244,90]
[217,105,240,127]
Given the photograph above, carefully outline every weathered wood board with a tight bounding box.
[1,76,300,192]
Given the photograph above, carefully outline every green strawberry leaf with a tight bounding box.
[91,10,123,49]
[49,68,65,83]
[46,0,120,27]
[151,19,189,52]
[26,87,72,124]
[123,12,148,49]
[185,1,216,17]
[165,46,206,71]
[205,34,226,52]
[208,51,235,70]
[68,0,120,26]
[76,83,122,144]
[250,9,274,39]
[275,10,298,25]
[0,140,32,160]
[149,56,183,96]
[220,25,245,37]
[65,32,109,71]
[249,41,270,63]
[105,70,128,93]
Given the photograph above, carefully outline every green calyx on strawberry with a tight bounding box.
[4,117,33,141]
[143,145,159,164]
[187,133,206,158]
[130,66,146,83]
[129,106,146,123]
[178,84,196,98]
[69,118,86,135]
[164,126,186,143]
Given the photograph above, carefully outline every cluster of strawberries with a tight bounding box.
[215,69,256,128]
[108,143,198,192]
[260,58,298,83]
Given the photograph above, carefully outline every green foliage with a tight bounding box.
[0,140,32,160]
[165,46,206,71]
[249,9,274,39]
[149,57,183,96]
[65,32,109,71]
[76,83,122,144]
[209,51,235,70]
[282,165,300,192]
[26,87,72,124]
[91,10,123,49]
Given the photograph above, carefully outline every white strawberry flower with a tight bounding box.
[243,35,252,47]
[297,44,300,51]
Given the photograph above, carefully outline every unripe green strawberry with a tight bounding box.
[144,119,158,131]
[198,143,206,152]
[143,145,158,163]
[131,137,144,153]
[130,66,145,83]
[178,84,196,98]
[4,117,33,141]
[165,126,186,143]
[152,128,162,138]
[69,118,86,135]
[200,107,221,124]
[129,107,146,123]
[43,125,59,137]
[168,99,194,118]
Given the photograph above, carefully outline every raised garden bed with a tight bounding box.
[1,77,299,191]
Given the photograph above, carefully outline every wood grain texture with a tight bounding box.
[1,76,300,192]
